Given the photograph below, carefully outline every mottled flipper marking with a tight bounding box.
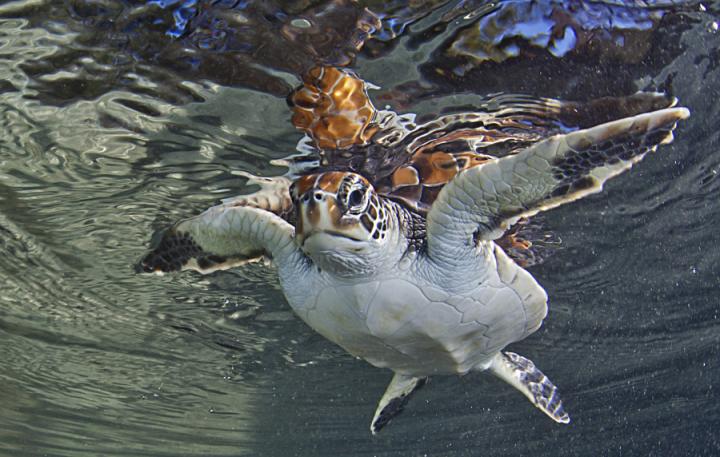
[140,227,238,274]
[427,107,689,252]
[140,174,296,274]
[139,204,296,275]
[371,373,427,434]
[489,351,569,424]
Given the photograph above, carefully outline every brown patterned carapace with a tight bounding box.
[380,149,494,213]
[292,171,353,196]
[289,67,546,213]
[289,66,378,149]
[288,67,573,265]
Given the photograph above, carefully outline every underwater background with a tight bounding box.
[0,1,718,455]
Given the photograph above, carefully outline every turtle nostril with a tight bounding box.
[314,192,323,201]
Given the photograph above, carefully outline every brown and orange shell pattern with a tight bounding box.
[288,66,539,213]
[286,67,547,264]
[289,66,379,150]
[378,149,494,213]
[285,68,673,266]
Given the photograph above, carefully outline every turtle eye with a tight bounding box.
[348,189,364,207]
[344,186,369,215]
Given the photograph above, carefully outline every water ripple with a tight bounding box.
[0,1,718,456]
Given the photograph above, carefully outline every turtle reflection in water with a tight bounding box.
[140,66,689,433]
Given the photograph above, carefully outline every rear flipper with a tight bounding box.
[488,351,570,424]
[371,373,427,434]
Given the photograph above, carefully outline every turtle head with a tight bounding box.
[291,171,398,275]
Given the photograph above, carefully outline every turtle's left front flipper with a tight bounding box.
[426,107,689,253]
[139,175,297,275]
[370,373,427,434]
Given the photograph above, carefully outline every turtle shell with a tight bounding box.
[289,66,378,150]
[287,66,563,265]
[290,68,472,207]
[285,66,674,265]
[289,66,574,214]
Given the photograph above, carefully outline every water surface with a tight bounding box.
[0,1,719,456]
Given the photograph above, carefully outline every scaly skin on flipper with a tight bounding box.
[221,172,295,222]
[489,351,569,424]
[426,107,690,257]
[378,92,678,212]
[140,173,296,274]
[371,373,427,434]
[140,204,297,275]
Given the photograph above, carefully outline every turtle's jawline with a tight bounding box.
[301,230,365,245]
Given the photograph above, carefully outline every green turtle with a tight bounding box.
[140,67,688,433]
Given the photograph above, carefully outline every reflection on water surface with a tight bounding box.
[0,1,718,456]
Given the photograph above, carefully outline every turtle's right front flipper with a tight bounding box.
[426,106,690,255]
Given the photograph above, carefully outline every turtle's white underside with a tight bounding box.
[280,242,547,377]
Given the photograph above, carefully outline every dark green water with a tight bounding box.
[0,1,718,456]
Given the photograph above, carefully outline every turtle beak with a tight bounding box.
[295,190,368,247]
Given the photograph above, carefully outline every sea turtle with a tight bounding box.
[140,67,689,433]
